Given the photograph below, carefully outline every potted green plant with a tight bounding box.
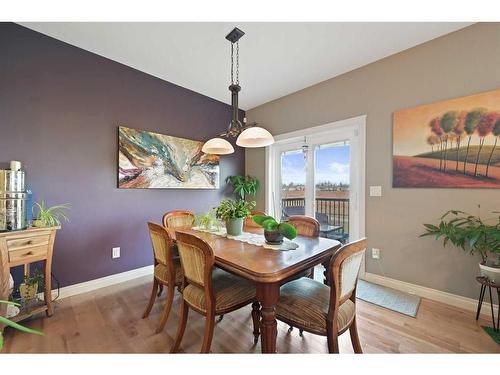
[226,175,260,200]
[1,300,44,350]
[195,208,220,231]
[253,215,298,245]
[19,270,44,301]
[421,209,500,282]
[32,200,70,228]
[216,199,255,236]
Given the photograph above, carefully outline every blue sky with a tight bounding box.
[281,144,350,185]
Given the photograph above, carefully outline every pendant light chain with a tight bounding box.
[236,41,239,85]
[230,42,234,85]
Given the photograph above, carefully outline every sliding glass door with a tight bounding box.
[269,118,364,245]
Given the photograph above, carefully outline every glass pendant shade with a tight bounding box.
[236,127,275,148]
[202,137,235,155]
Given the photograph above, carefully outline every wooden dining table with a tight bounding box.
[167,226,342,353]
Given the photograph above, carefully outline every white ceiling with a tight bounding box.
[20,22,472,110]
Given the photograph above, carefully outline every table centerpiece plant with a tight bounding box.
[216,199,255,236]
[195,208,221,232]
[253,214,298,245]
[421,208,500,282]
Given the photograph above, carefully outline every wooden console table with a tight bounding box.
[0,226,59,330]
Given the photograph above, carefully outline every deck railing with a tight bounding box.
[281,197,349,234]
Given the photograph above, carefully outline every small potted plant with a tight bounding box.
[19,270,44,301]
[195,208,220,231]
[216,199,255,236]
[421,209,500,282]
[253,215,298,245]
[32,200,70,228]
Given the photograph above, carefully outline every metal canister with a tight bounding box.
[0,170,27,231]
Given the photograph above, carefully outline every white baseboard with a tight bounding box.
[44,265,153,300]
[363,272,498,317]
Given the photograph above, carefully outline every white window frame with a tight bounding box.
[265,115,366,274]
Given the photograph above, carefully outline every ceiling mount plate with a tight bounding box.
[225,27,245,43]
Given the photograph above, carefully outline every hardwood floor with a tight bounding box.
[2,275,499,353]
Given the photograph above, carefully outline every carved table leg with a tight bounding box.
[322,257,332,286]
[256,282,280,353]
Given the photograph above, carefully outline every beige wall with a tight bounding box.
[246,23,500,300]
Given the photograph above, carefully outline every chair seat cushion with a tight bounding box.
[183,268,255,314]
[154,259,183,286]
[276,277,355,335]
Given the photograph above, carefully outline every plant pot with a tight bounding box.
[226,218,244,236]
[32,219,45,228]
[479,262,500,283]
[19,282,38,300]
[264,230,283,245]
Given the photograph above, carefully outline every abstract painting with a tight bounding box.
[393,89,500,188]
[118,126,220,189]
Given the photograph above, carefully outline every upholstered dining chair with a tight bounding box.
[286,215,320,237]
[171,231,260,353]
[243,210,267,228]
[143,222,183,333]
[162,210,195,229]
[275,238,367,353]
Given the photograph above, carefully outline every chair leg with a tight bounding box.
[349,317,363,353]
[156,285,175,333]
[142,279,159,319]
[327,328,339,353]
[288,325,293,332]
[299,329,304,337]
[157,284,164,297]
[251,301,261,344]
[170,300,189,353]
[201,311,216,353]
[217,314,224,322]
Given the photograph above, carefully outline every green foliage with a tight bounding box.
[215,199,255,221]
[440,111,458,133]
[22,269,44,287]
[252,215,298,240]
[0,300,44,350]
[226,175,260,200]
[35,200,70,227]
[464,108,487,134]
[421,209,500,262]
[195,208,220,231]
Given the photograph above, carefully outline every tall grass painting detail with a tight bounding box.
[118,126,220,189]
[393,89,500,188]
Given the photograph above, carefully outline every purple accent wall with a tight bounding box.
[0,23,245,287]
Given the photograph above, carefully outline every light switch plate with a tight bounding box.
[372,248,380,259]
[369,186,382,197]
[112,247,120,259]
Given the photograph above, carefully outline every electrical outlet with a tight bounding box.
[369,186,382,197]
[112,247,120,259]
[372,248,380,259]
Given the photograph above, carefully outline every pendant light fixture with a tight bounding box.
[202,27,274,155]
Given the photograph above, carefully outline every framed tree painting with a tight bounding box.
[118,126,220,189]
[393,88,500,188]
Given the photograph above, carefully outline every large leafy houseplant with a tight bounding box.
[253,215,297,245]
[0,300,44,350]
[216,199,255,236]
[33,200,70,227]
[421,209,500,281]
[226,175,260,200]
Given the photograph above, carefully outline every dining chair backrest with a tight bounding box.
[329,238,367,307]
[286,215,320,237]
[147,222,174,267]
[175,231,215,292]
[244,210,267,228]
[162,210,195,229]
